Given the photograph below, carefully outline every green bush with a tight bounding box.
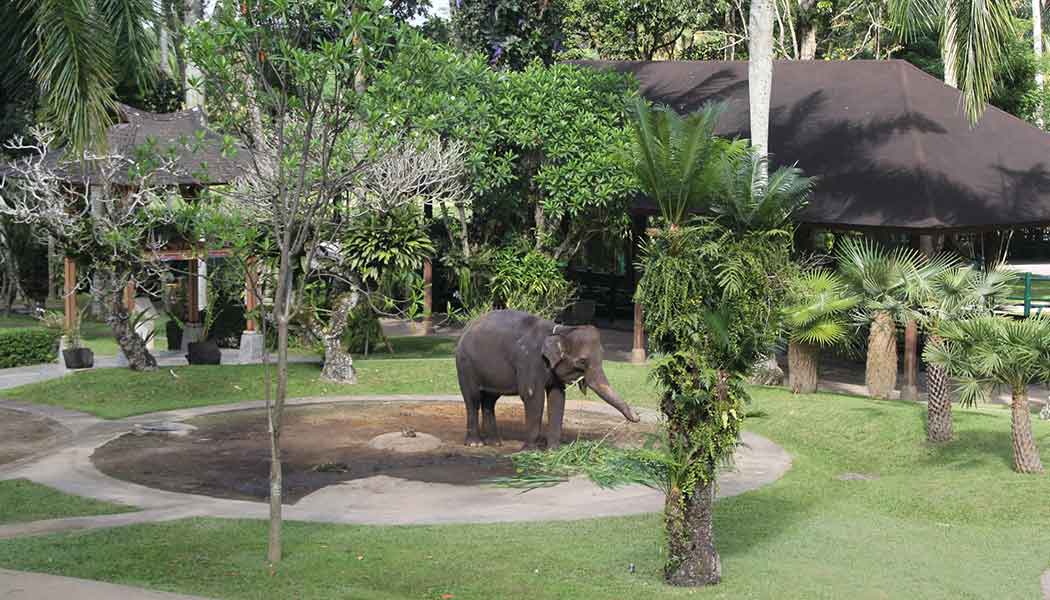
[0,328,61,368]
[491,247,576,319]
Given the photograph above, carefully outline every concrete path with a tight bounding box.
[0,396,792,530]
[0,568,211,599]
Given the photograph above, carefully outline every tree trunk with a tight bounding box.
[748,0,774,181]
[865,310,897,399]
[1011,384,1044,473]
[107,287,157,371]
[925,332,952,443]
[799,24,817,59]
[926,365,953,442]
[320,293,359,384]
[664,478,721,586]
[1034,0,1045,128]
[788,341,818,394]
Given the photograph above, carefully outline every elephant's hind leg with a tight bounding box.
[457,358,483,447]
[480,392,502,446]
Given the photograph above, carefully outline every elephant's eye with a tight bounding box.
[574,357,588,369]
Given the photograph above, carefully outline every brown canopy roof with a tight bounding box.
[3,104,251,187]
[582,60,1050,231]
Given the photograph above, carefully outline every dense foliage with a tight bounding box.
[489,246,575,319]
[0,328,60,368]
[450,0,565,68]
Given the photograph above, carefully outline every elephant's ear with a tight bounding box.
[542,335,564,367]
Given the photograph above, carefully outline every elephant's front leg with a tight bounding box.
[546,386,566,450]
[520,386,546,451]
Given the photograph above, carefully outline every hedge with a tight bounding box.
[0,328,61,368]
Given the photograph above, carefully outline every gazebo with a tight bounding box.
[582,59,1050,392]
[24,104,258,359]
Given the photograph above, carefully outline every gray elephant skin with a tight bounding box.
[455,310,640,450]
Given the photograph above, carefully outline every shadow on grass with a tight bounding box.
[716,493,811,557]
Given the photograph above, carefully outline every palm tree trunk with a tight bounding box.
[748,0,774,177]
[1034,0,1045,128]
[926,364,953,442]
[1011,384,1044,473]
[866,310,898,399]
[788,341,819,393]
[664,478,721,586]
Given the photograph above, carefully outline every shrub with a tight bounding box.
[0,328,61,368]
[490,247,576,319]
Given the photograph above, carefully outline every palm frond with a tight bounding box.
[23,0,118,153]
[98,0,158,90]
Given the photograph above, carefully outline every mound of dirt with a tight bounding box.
[0,408,66,466]
[92,401,654,504]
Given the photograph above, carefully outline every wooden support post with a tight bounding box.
[422,258,434,335]
[245,258,258,332]
[421,201,434,335]
[187,259,200,323]
[63,257,76,332]
[631,301,646,363]
[902,319,919,401]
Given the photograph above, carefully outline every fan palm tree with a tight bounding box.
[836,237,955,399]
[889,0,1015,123]
[1,0,158,154]
[785,270,859,394]
[924,315,1050,473]
[630,97,744,228]
[917,266,1014,442]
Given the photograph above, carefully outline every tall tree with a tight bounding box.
[631,98,811,586]
[1,0,158,153]
[187,0,398,564]
[890,0,1015,122]
[749,0,775,175]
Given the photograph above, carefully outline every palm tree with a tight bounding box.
[710,151,814,232]
[629,97,741,228]
[836,237,953,399]
[1,0,158,153]
[924,315,1050,473]
[785,270,859,394]
[916,267,1014,442]
[748,0,774,175]
[889,0,1015,123]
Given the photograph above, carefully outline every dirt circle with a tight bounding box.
[92,401,656,504]
[0,408,67,466]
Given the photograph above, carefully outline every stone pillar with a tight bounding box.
[239,258,264,363]
[902,319,919,401]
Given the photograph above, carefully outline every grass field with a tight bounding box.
[0,479,135,525]
[0,388,1047,598]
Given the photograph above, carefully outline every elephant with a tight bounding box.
[455,309,640,450]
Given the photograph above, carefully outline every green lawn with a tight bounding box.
[0,389,1048,598]
[0,479,135,525]
[0,313,168,357]
[0,350,656,419]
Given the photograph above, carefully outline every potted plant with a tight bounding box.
[186,281,222,365]
[60,309,94,369]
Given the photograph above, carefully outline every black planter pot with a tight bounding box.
[166,321,183,351]
[186,340,222,365]
[62,348,95,369]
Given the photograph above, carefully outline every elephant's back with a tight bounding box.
[456,310,546,359]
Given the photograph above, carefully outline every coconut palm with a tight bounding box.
[924,315,1050,473]
[917,266,1014,442]
[836,237,954,399]
[889,0,1015,123]
[1,0,158,153]
[785,270,859,394]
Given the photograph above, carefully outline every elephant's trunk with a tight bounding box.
[587,371,640,422]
